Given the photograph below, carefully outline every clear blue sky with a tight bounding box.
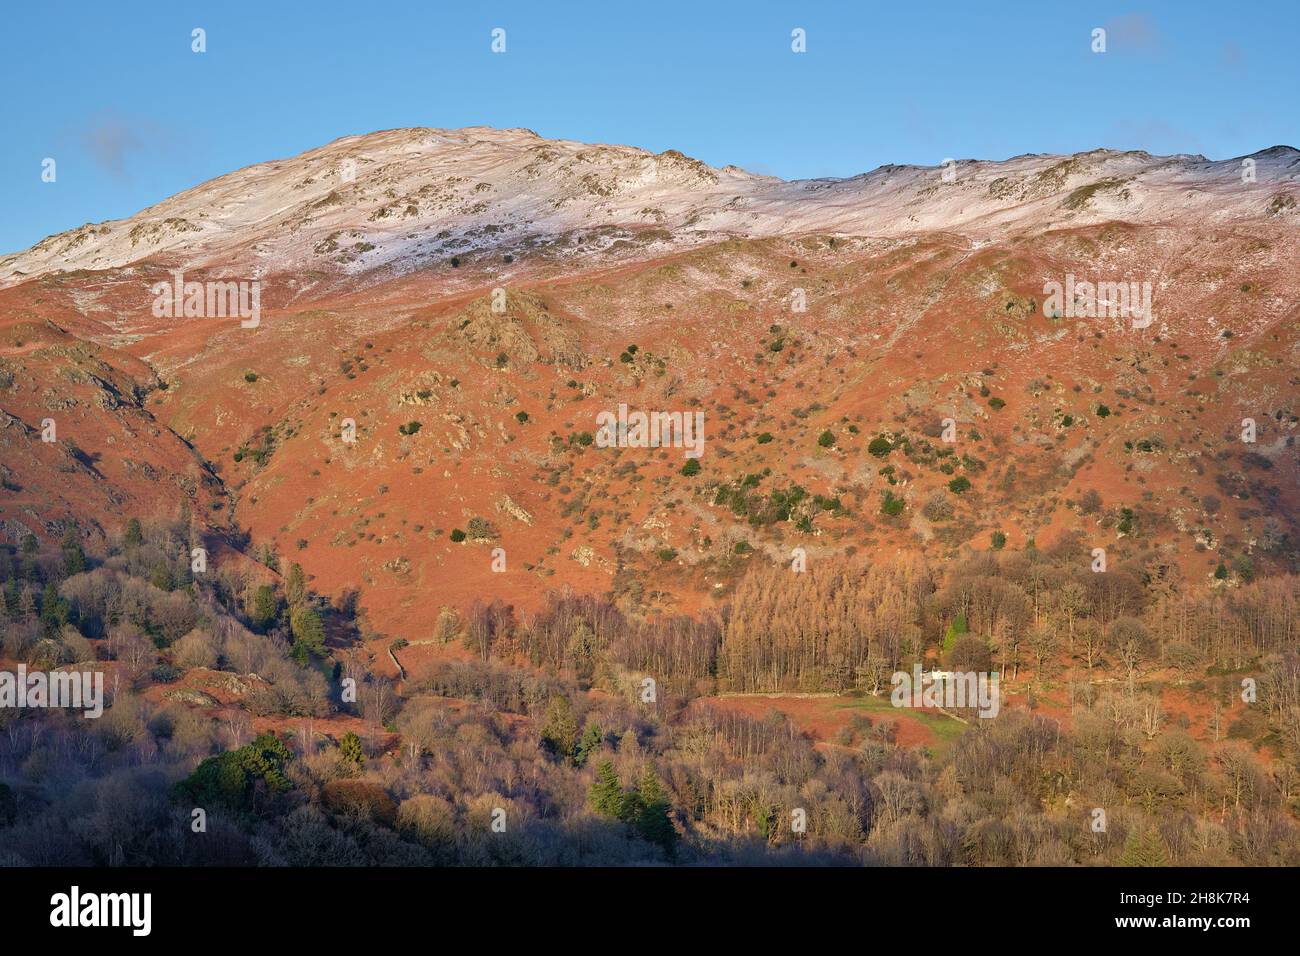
[2,0,1296,254]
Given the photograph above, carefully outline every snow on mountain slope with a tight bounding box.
[3,127,1297,286]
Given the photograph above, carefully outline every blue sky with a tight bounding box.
[2,1,1296,254]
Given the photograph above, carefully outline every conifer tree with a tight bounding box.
[635,763,678,857]
[340,731,365,768]
[1120,826,1169,867]
[61,529,85,576]
[290,606,326,656]
[617,784,645,826]
[39,582,70,634]
[588,761,622,817]
[251,584,279,631]
[576,722,604,766]
[540,694,578,763]
[285,563,307,610]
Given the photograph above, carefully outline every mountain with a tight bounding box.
[3,127,1297,285]
[1,128,1298,642]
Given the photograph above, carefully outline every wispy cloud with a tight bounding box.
[77,111,175,178]
[1220,41,1246,70]
[1104,13,1162,55]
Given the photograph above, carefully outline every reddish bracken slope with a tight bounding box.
[2,130,1297,638]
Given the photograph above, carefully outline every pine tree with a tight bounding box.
[123,519,143,548]
[39,582,70,633]
[637,762,665,805]
[1120,826,1169,867]
[617,787,645,826]
[588,761,623,817]
[290,606,326,656]
[575,722,604,766]
[61,529,86,576]
[635,763,678,858]
[540,694,578,763]
[285,563,307,610]
[251,584,279,631]
[339,731,365,768]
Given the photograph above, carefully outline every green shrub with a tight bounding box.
[1118,507,1135,535]
[813,494,843,513]
[340,731,365,767]
[151,662,183,683]
[177,733,293,810]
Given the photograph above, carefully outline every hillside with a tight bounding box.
[1,131,1296,636]
[1,128,1298,868]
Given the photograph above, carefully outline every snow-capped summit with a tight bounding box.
[2,128,1296,286]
